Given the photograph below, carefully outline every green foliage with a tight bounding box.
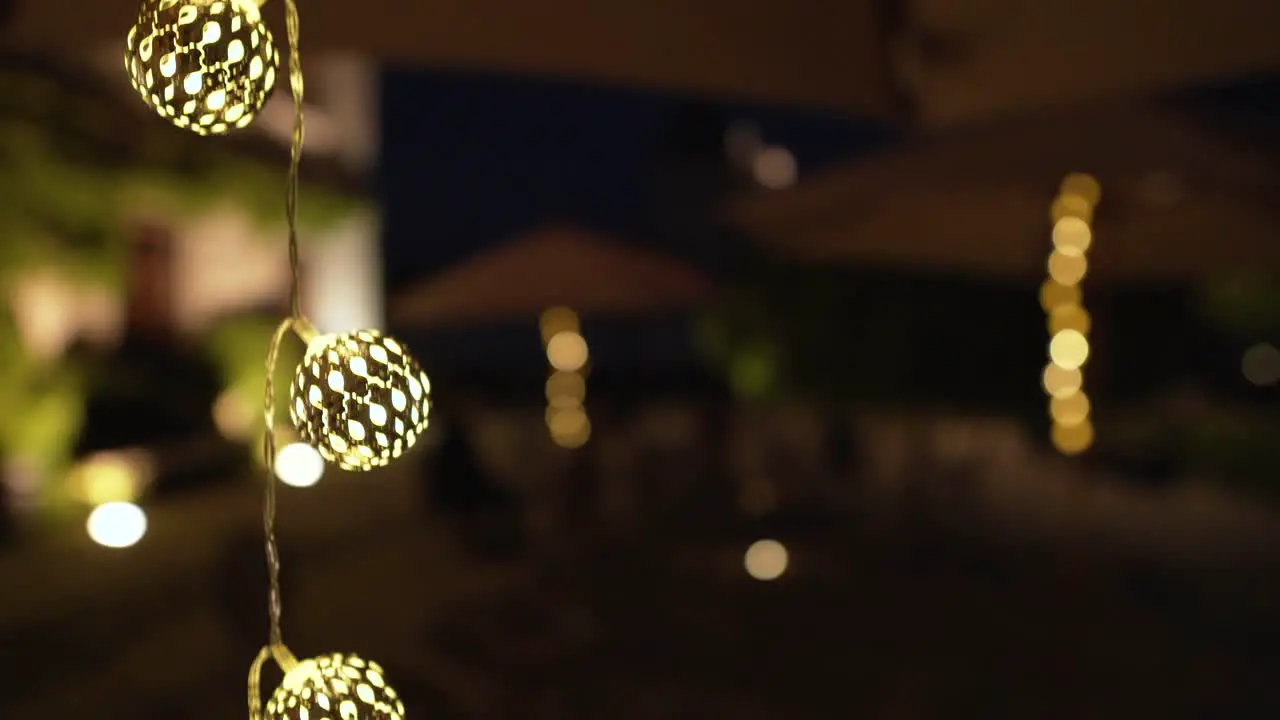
[203,313,306,443]
[0,58,367,292]
[0,309,85,508]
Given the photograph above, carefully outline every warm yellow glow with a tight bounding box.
[546,331,589,372]
[125,0,279,135]
[1045,179,1098,456]
[547,405,588,435]
[266,653,405,720]
[1041,363,1083,399]
[1051,420,1095,456]
[1052,216,1093,256]
[1048,305,1091,335]
[744,539,789,581]
[86,502,148,549]
[1049,330,1090,370]
[1060,173,1102,207]
[1242,343,1280,387]
[69,450,152,505]
[274,442,325,488]
[213,389,255,440]
[1050,195,1093,224]
[9,270,80,360]
[1047,250,1088,285]
[1049,391,1091,426]
[539,306,580,343]
[291,330,432,471]
[545,371,586,407]
[551,424,591,449]
[1039,279,1082,312]
[547,405,592,448]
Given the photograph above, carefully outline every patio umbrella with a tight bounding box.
[390,225,714,329]
[727,103,1280,282]
[896,0,1280,125]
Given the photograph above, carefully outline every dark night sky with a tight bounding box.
[378,68,891,290]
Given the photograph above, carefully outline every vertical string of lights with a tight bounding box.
[1040,173,1100,456]
[125,1,430,717]
[540,306,592,449]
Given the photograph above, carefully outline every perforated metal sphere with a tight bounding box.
[266,653,406,720]
[125,0,279,135]
[290,330,431,471]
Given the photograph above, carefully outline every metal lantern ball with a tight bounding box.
[125,0,279,135]
[290,330,431,471]
[266,653,406,720]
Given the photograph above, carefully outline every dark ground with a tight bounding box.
[4,465,1280,718]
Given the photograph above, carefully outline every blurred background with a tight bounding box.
[3,0,1280,716]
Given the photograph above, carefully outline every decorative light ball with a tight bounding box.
[266,653,406,720]
[125,0,279,136]
[290,330,431,471]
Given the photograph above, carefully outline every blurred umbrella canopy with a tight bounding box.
[7,0,1280,125]
[391,225,713,329]
[728,103,1280,282]
[895,0,1280,125]
[0,53,365,289]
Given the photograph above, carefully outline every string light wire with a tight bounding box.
[249,0,308,715]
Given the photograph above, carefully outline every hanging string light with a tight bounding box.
[245,0,412,716]
[541,307,592,449]
[125,0,280,135]
[290,329,431,471]
[1042,173,1099,456]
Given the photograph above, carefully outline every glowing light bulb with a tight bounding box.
[1049,329,1090,370]
[1051,419,1095,455]
[274,442,325,488]
[125,0,279,135]
[1052,216,1093,256]
[290,330,431,471]
[539,306,580,344]
[1041,363,1083,399]
[546,331,588,372]
[744,539,788,581]
[545,371,586,408]
[547,405,592,448]
[87,502,148,548]
[266,653,405,720]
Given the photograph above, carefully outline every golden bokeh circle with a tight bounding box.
[1047,250,1088,285]
[1051,420,1095,456]
[125,0,279,135]
[1052,216,1093,256]
[1039,279,1082,313]
[1048,304,1092,335]
[1059,173,1102,206]
[266,653,405,720]
[1048,329,1090,370]
[1041,363,1083,399]
[1049,391,1091,426]
[290,330,431,472]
